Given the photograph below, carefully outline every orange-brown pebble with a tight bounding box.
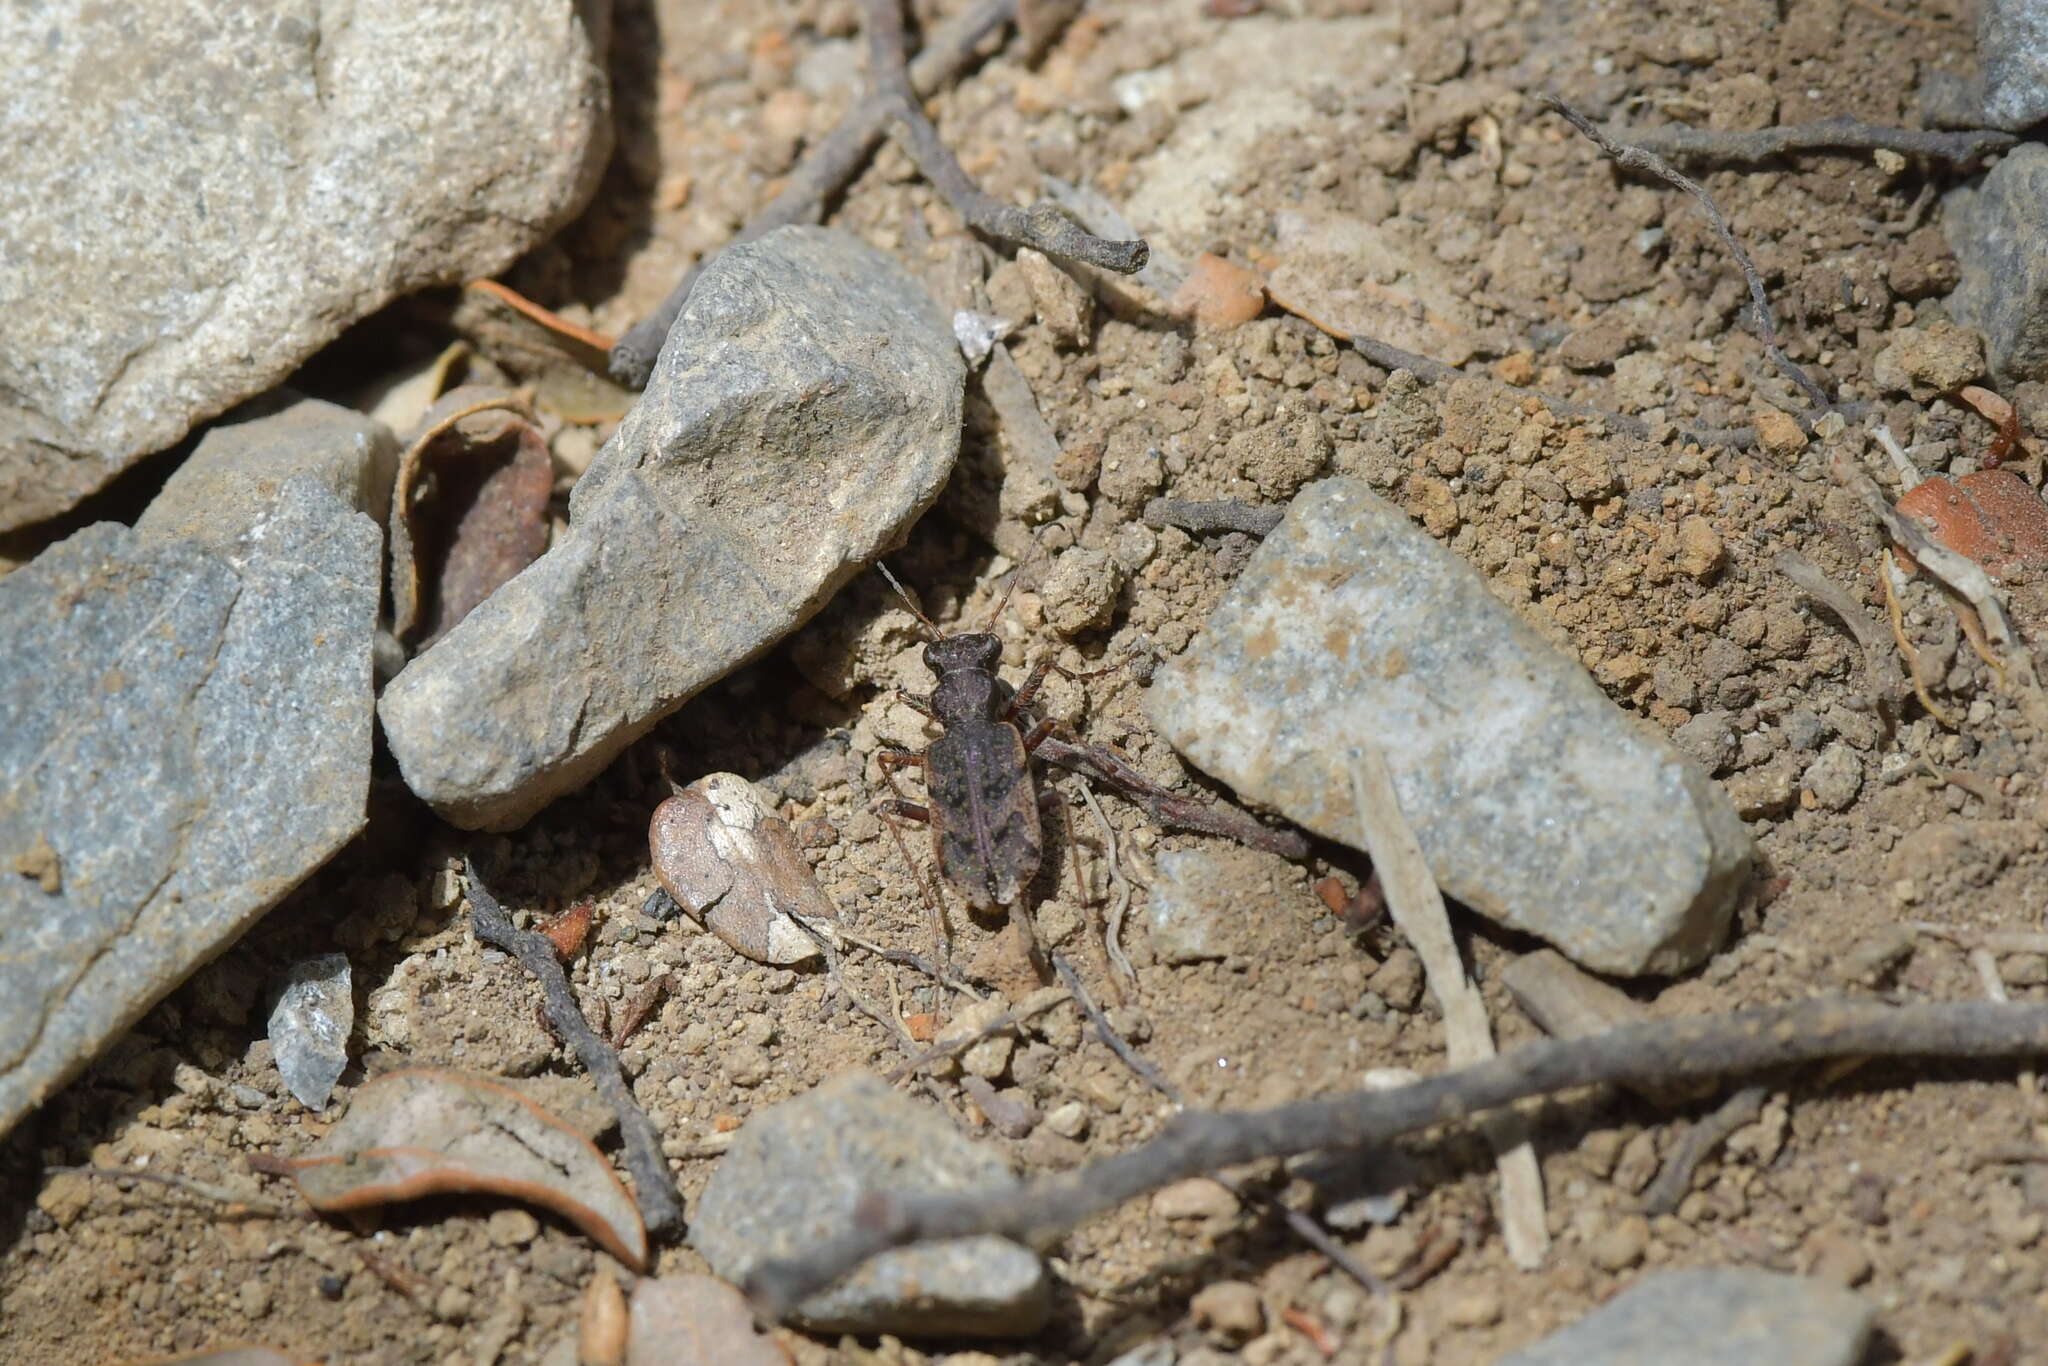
[578,1269,629,1366]
[905,1012,938,1043]
[712,1112,744,1133]
[1494,351,1537,386]
[1171,254,1266,329]
[539,901,595,960]
[1894,468,2048,579]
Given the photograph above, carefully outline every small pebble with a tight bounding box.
[1445,1287,1502,1327]
[487,1208,541,1247]
[1369,949,1425,1011]
[963,1033,1015,1081]
[1805,1230,1873,1287]
[1045,1100,1090,1139]
[1804,742,1864,811]
[1190,1280,1265,1345]
[317,1274,347,1302]
[1152,1177,1240,1222]
[1589,1213,1649,1271]
[236,1277,272,1319]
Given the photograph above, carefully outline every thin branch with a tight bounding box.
[465,859,686,1241]
[1051,952,1391,1299]
[1640,1084,1768,1216]
[1544,94,1835,418]
[1074,778,1138,989]
[609,0,1019,387]
[864,0,1146,275]
[745,998,2048,1318]
[1606,117,2013,168]
[50,1165,298,1220]
[1036,733,1309,859]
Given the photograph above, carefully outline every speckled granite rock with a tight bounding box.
[1147,477,1751,977]
[0,0,610,531]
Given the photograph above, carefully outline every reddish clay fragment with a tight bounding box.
[1895,468,2048,579]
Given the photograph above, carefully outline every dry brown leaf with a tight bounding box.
[391,385,553,645]
[281,1067,647,1270]
[628,1274,792,1366]
[650,773,836,965]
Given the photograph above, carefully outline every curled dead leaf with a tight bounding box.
[539,900,596,960]
[280,1067,647,1270]
[628,1274,792,1366]
[391,385,554,646]
[650,774,836,965]
[1957,384,2023,468]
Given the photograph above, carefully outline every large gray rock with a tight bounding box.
[1493,1267,1873,1366]
[1946,144,2048,382]
[1146,479,1751,977]
[1979,0,2048,132]
[0,398,390,1137]
[379,226,963,830]
[694,1073,1050,1338]
[0,0,610,532]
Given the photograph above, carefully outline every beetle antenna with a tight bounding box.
[875,561,943,642]
[979,528,1049,632]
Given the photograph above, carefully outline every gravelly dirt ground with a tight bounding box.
[8,1,2048,1363]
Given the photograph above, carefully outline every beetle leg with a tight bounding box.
[1003,656,1059,719]
[874,789,953,973]
[874,797,930,823]
[1019,715,1058,754]
[893,690,940,721]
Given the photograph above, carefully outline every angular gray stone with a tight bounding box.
[694,1073,1050,1338]
[0,399,389,1138]
[1946,144,2048,382]
[268,952,354,1111]
[0,0,610,531]
[379,226,963,830]
[1146,478,1751,977]
[1492,1267,1874,1366]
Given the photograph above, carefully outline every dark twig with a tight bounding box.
[746,999,2048,1317]
[465,859,686,1241]
[609,0,1018,387]
[864,0,1147,274]
[1036,733,1309,859]
[1544,94,1834,418]
[1640,1083,1769,1216]
[1143,497,1286,538]
[1051,953,1393,1298]
[1609,117,2014,168]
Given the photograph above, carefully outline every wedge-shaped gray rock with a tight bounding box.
[1147,478,1750,976]
[1494,1267,1873,1366]
[0,0,610,531]
[1946,144,2048,382]
[380,226,963,829]
[695,1073,1050,1338]
[0,398,390,1137]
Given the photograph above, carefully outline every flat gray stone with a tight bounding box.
[1492,1267,1874,1366]
[694,1073,1050,1338]
[0,0,610,532]
[379,226,963,830]
[1146,478,1751,977]
[1946,144,2048,382]
[0,399,388,1137]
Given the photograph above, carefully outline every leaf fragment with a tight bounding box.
[650,773,836,965]
[280,1067,647,1269]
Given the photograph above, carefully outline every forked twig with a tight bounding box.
[1544,94,1834,418]
[466,860,686,1240]
[746,999,2048,1318]
[609,0,1018,386]
[863,0,1146,276]
[1640,1084,1768,1216]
